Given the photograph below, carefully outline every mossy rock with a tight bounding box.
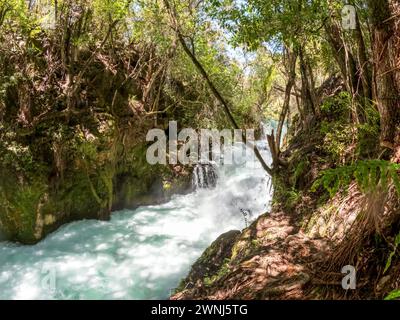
[0,141,191,244]
[176,230,241,291]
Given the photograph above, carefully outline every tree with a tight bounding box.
[162,0,273,174]
[368,0,400,149]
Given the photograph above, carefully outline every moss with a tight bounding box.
[0,136,188,244]
[320,91,351,120]
[163,181,172,191]
[0,173,47,243]
[272,172,302,211]
[292,158,310,187]
[176,230,240,291]
[230,229,253,262]
[203,258,232,287]
[356,105,380,158]
[251,239,260,247]
[319,121,353,163]
[303,203,337,236]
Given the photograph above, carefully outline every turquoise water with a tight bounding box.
[0,144,271,299]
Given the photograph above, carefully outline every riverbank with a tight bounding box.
[172,101,400,300]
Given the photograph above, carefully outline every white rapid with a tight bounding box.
[0,141,272,300]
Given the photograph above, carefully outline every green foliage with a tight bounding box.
[319,121,353,163]
[292,159,309,186]
[385,289,400,300]
[0,178,47,242]
[318,93,381,163]
[384,231,400,274]
[234,50,277,124]
[204,258,231,287]
[311,160,400,197]
[207,0,329,49]
[318,92,354,162]
[356,104,380,158]
[320,92,351,119]
[273,172,303,210]
[286,188,302,209]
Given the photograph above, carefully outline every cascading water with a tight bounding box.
[0,138,272,300]
[192,162,218,189]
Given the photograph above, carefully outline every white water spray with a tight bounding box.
[0,140,272,299]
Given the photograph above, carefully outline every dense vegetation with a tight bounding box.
[0,0,262,242]
[0,0,400,300]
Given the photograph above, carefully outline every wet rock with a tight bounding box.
[0,228,6,241]
[175,230,241,292]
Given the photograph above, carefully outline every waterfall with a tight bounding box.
[0,132,273,300]
[192,162,218,189]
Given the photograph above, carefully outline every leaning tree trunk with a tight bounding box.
[368,0,400,149]
[275,47,297,154]
[162,0,273,175]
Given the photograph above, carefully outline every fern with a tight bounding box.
[384,231,400,274]
[384,289,400,300]
[313,162,400,277]
[311,160,400,197]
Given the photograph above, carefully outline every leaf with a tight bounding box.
[384,289,400,300]
[390,169,400,194]
[384,251,396,274]
[313,161,400,198]
[384,232,400,274]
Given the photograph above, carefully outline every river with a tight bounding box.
[0,138,272,299]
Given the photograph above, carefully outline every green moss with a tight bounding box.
[385,289,400,300]
[320,91,351,120]
[0,135,182,243]
[319,121,353,163]
[203,258,231,287]
[0,174,47,243]
[356,104,380,158]
[292,159,310,187]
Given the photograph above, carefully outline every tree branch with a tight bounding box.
[163,0,273,175]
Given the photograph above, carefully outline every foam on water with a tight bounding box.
[0,142,272,299]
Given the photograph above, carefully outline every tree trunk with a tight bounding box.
[324,19,364,123]
[299,47,315,119]
[368,0,400,149]
[276,47,297,153]
[354,12,373,103]
[162,0,273,175]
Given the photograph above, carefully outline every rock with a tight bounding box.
[0,227,6,241]
[176,230,241,291]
